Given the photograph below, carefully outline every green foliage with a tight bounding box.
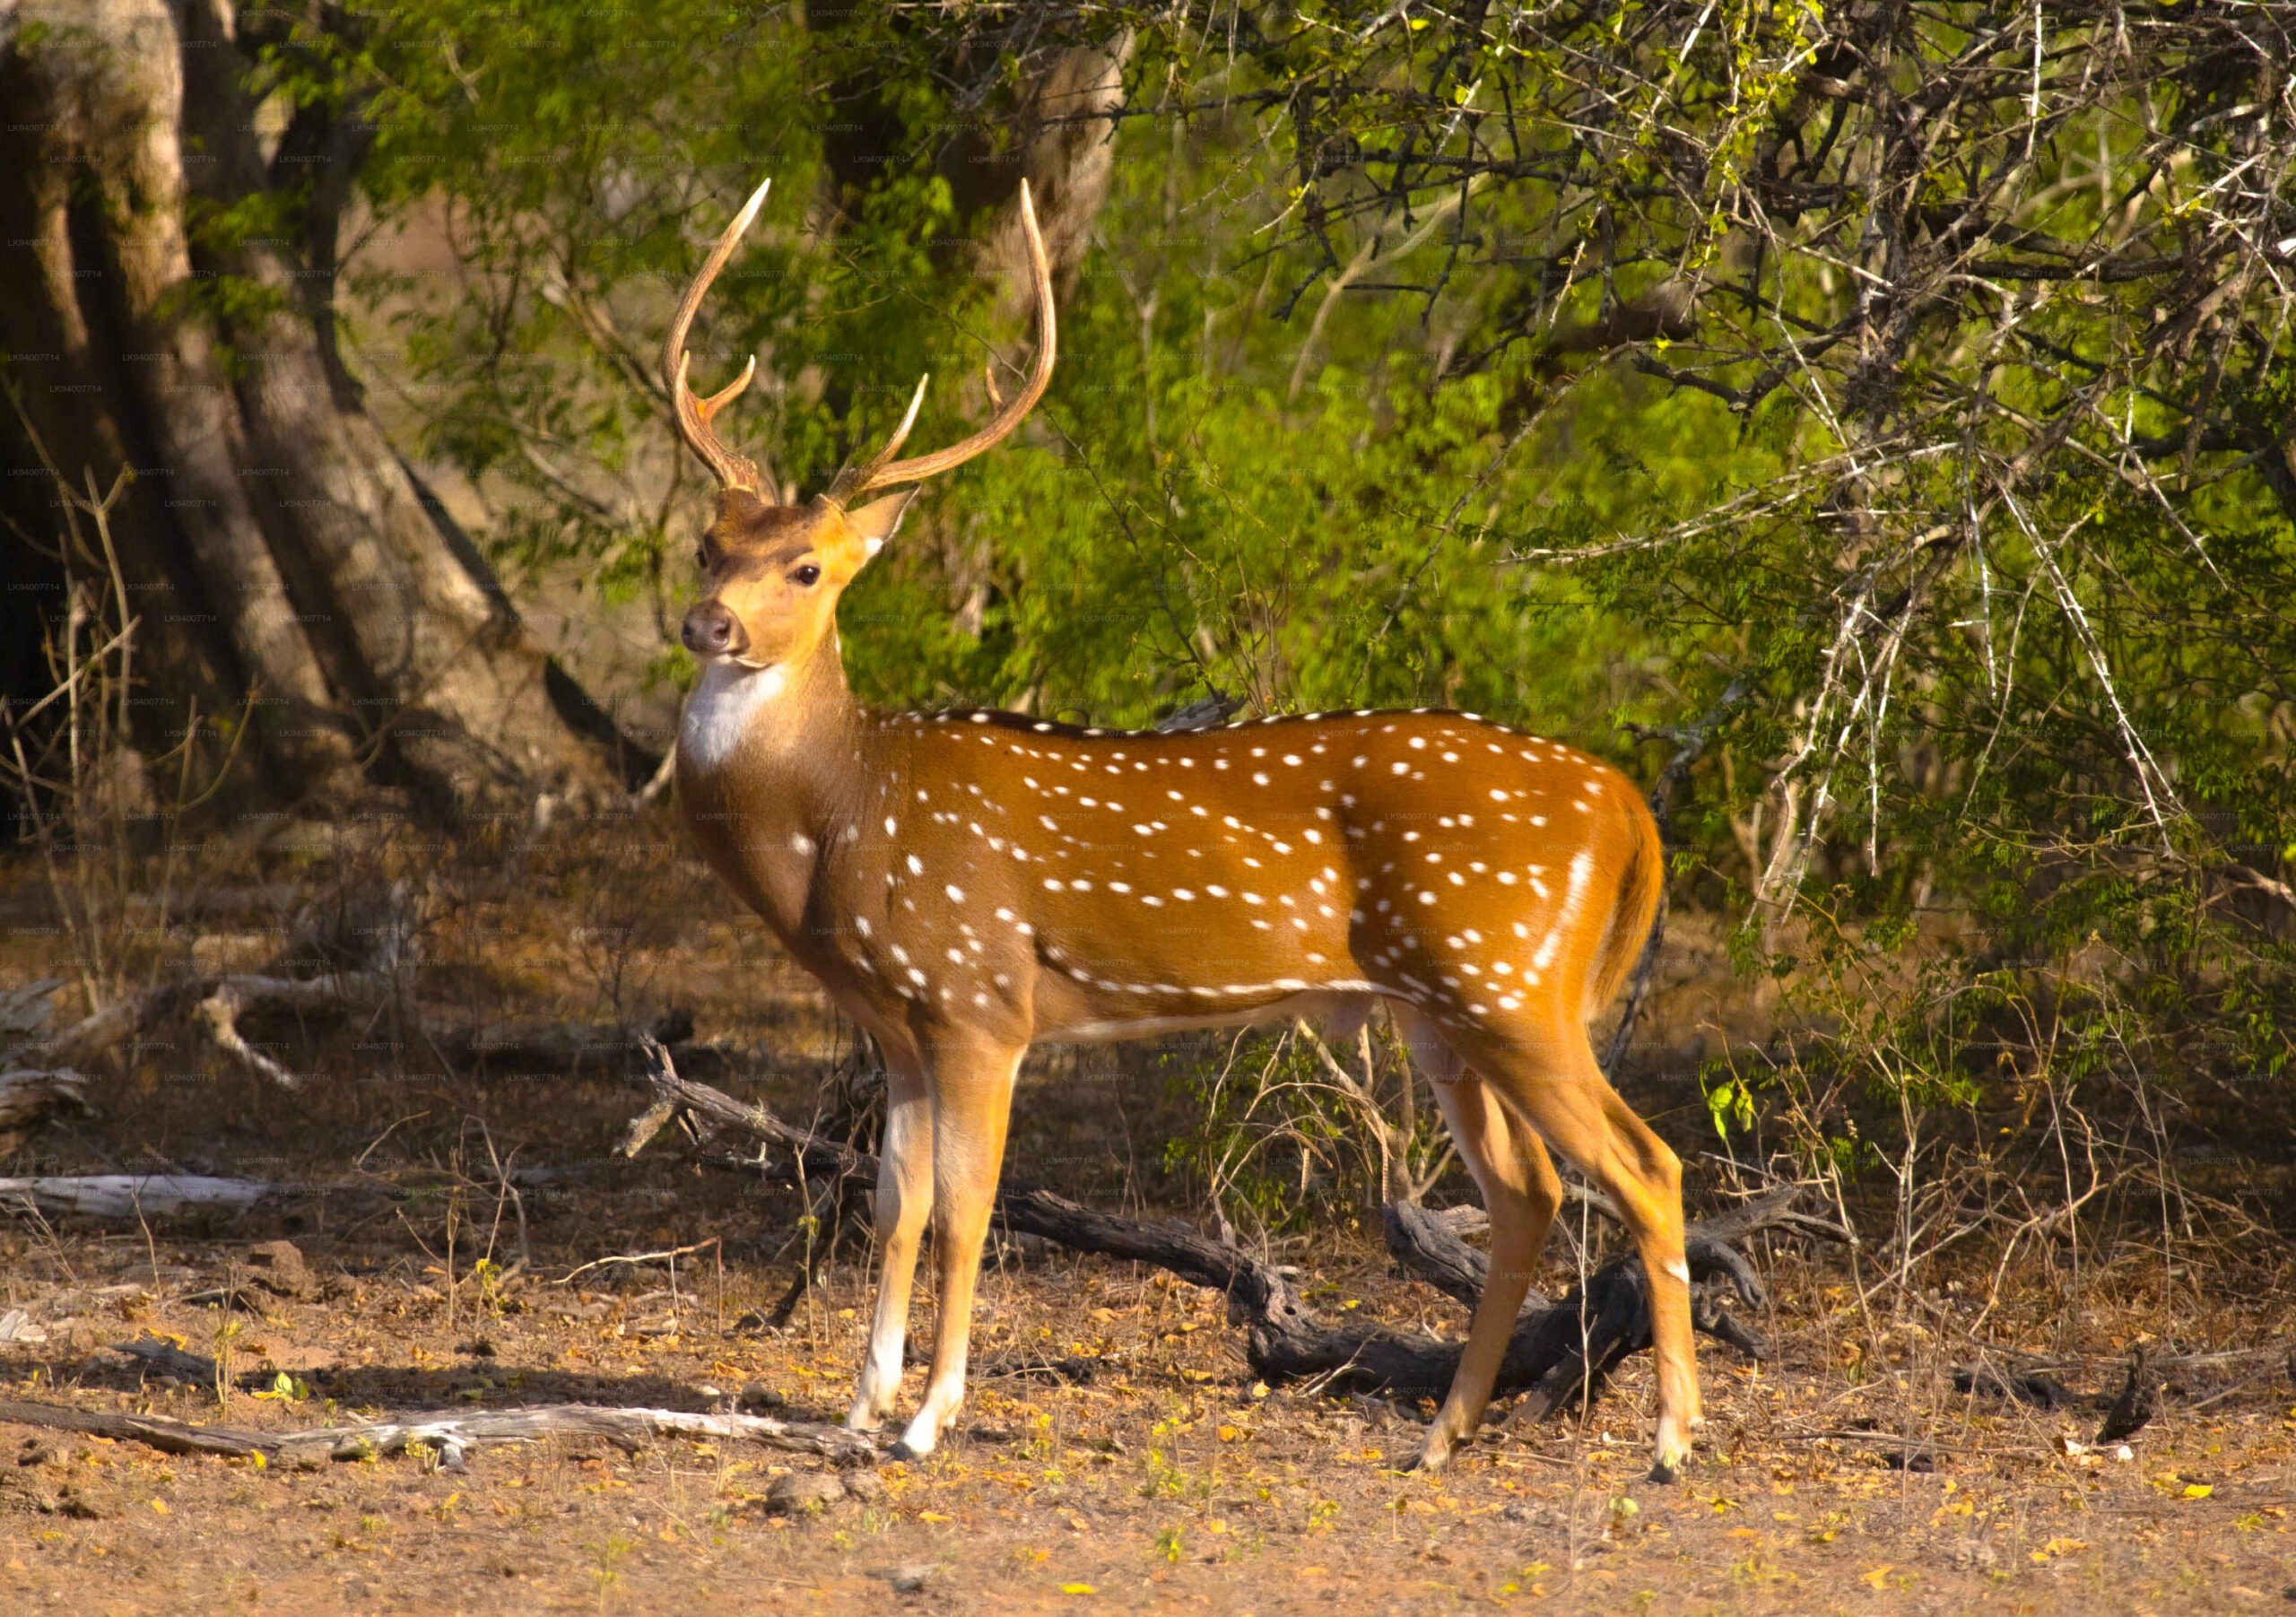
[331,0,1711,726]
[304,0,2295,1195]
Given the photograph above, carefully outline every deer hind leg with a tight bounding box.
[848,1058,933,1433]
[892,1039,1025,1460]
[1461,1026,1700,1482]
[1396,1008,1564,1473]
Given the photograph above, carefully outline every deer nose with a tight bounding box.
[681,600,747,659]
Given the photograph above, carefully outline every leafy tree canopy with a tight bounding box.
[284,0,2294,1152]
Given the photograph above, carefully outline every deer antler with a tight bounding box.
[663,177,775,500]
[824,179,1057,507]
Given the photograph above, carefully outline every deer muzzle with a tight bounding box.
[681,599,749,661]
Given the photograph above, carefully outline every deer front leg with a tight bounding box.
[848,1062,932,1432]
[891,1039,1023,1460]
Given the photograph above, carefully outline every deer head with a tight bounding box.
[663,177,1057,681]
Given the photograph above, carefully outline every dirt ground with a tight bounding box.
[3,820,2292,1614]
[5,1218,2293,1616]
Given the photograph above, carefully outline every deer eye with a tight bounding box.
[792,563,822,587]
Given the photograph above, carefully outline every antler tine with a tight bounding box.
[877,374,931,465]
[694,353,757,424]
[822,378,926,508]
[827,178,1057,506]
[664,177,775,499]
[673,352,773,495]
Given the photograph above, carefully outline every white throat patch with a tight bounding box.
[680,661,787,771]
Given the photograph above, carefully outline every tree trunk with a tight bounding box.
[970,38,1133,311]
[0,0,648,822]
[812,15,1133,301]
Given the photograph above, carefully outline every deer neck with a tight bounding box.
[675,640,897,958]
[679,636,857,769]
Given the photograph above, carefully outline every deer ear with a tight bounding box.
[848,489,920,559]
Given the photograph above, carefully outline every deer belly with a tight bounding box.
[1036,987,1381,1045]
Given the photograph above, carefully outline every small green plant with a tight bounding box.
[252,1370,309,1404]
[1154,1525,1186,1563]
[210,1308,246,1415]
[587,1531,634,1609]
[1141,1420,1188,1500]
[470,1257,507,1318]
[1699,1062,1757,1141]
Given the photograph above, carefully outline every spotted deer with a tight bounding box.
[664,178,1697,1479]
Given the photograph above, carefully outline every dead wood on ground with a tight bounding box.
[0,1397,873,1469]
[30,972,395,1072]
[0,1066,90,1151]
[0,1175,278,1220]
[0,1167,578,1224]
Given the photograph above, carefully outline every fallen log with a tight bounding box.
[270,1404,875,1467]
[0,1175,277,1220]
[31,972,395,1071]
[0,1398,268,1460]
[627,1038,1846,1418]
[1383,1199,1542,1311]
[0,1397,874,1468]
[997,1179,1787,1407]
[0,1066,90,1149]
[0,978,64,1044]
[1,1167,579,1225]
[2,979,96,1143]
